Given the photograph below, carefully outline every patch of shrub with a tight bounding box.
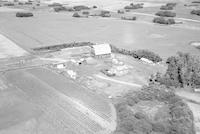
[93,5,97,8]
[16,12,33,17]
[110,45,162,63]
[192,1,200,3]
[160,5,173,10]
[3,3,14,6]
[115,84,195,134]
[156,52,200,88]
[100,10,111,17]
[124,3,143,10]
[155,11,176,17]
[48,2,62,7]
[73,5,89,11]
[18,2,23,5]
[54,6,67,12]
[82,11,89,15]
[121,16,136,21]
[153,17,175,25]
[191,9,200,16]
[72,12,81,17]
[117,10,124,14]
[166,3,177,7]
[24,2,32,5]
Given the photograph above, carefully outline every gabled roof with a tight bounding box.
[92,43,111,55]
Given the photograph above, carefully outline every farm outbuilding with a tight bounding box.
[91,43,111,57]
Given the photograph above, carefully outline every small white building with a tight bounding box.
[91,43,111,57]
[141,58,153,64]
[56,63,65,69]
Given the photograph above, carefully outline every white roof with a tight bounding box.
[92,44,111,55]
[141,58,153,64]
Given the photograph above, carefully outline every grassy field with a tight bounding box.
[0,8,200,59]
[0,67,116,134]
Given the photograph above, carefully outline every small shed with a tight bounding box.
[56,63,65,69]
[141,58,153,64]
[91,43,111,57]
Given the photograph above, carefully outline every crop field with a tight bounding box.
[0,9,200,59]
[0,34,28,59]
[0,67,116,134]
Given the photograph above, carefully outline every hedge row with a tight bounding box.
[191,10,200,16]
[153,17,175,25]
[124,3,143,10]
[160,3,176,10]
[16,12,33,17]
[155,11,176,17]
[121,16,136,21]
[111,45,162,63]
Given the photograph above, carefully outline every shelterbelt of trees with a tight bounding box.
[115,84,195,134]
[156,52,200,88]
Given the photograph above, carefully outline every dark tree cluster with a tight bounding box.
[111,45,162,63]
[192,1,200,3]
[156,52,200,88]
[121,16,136,21]
[115,84,195,134]
[48,2,62,7]
[53,6,68,12]
[155,11,176,17]
[153,17,175,25]
[191,10,200,16]
[73,5,90,11]
[100,10,111,17]
[124,3,143,10]
[16,12,33,17]
[160,3,176,10]
[3,3,14,6]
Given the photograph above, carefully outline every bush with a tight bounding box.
[191,10,200,16]
[48,2,62,7]
[18,2,23,5]
[24,2,32,5]
[124,3,143,10]
[82,11,89,15]
[3,3,14,6]
[100,10,111,17]
[160,5,173,10]
[166,3,177,7]
[157,52,200,88]
[153,17,175,25]
[110,45,162,63]
[73,5,89,11]
[115,84,195,134]
[93,5,97,8]
[54,6,67,12]
[72,12,81,17]
[192,1,200,3]
[155,11,176,17]
[117,10,125,14]
[16,12,33,17]
[121,16,136,21]
[134,50,162,63]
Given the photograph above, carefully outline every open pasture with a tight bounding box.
[0,10,200,59]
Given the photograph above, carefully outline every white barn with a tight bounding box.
[91,43,111,57]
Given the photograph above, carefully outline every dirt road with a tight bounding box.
[95,74,142,88]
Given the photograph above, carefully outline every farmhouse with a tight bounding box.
[91,43,111,57]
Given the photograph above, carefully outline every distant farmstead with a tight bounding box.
[91,43,111,57]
